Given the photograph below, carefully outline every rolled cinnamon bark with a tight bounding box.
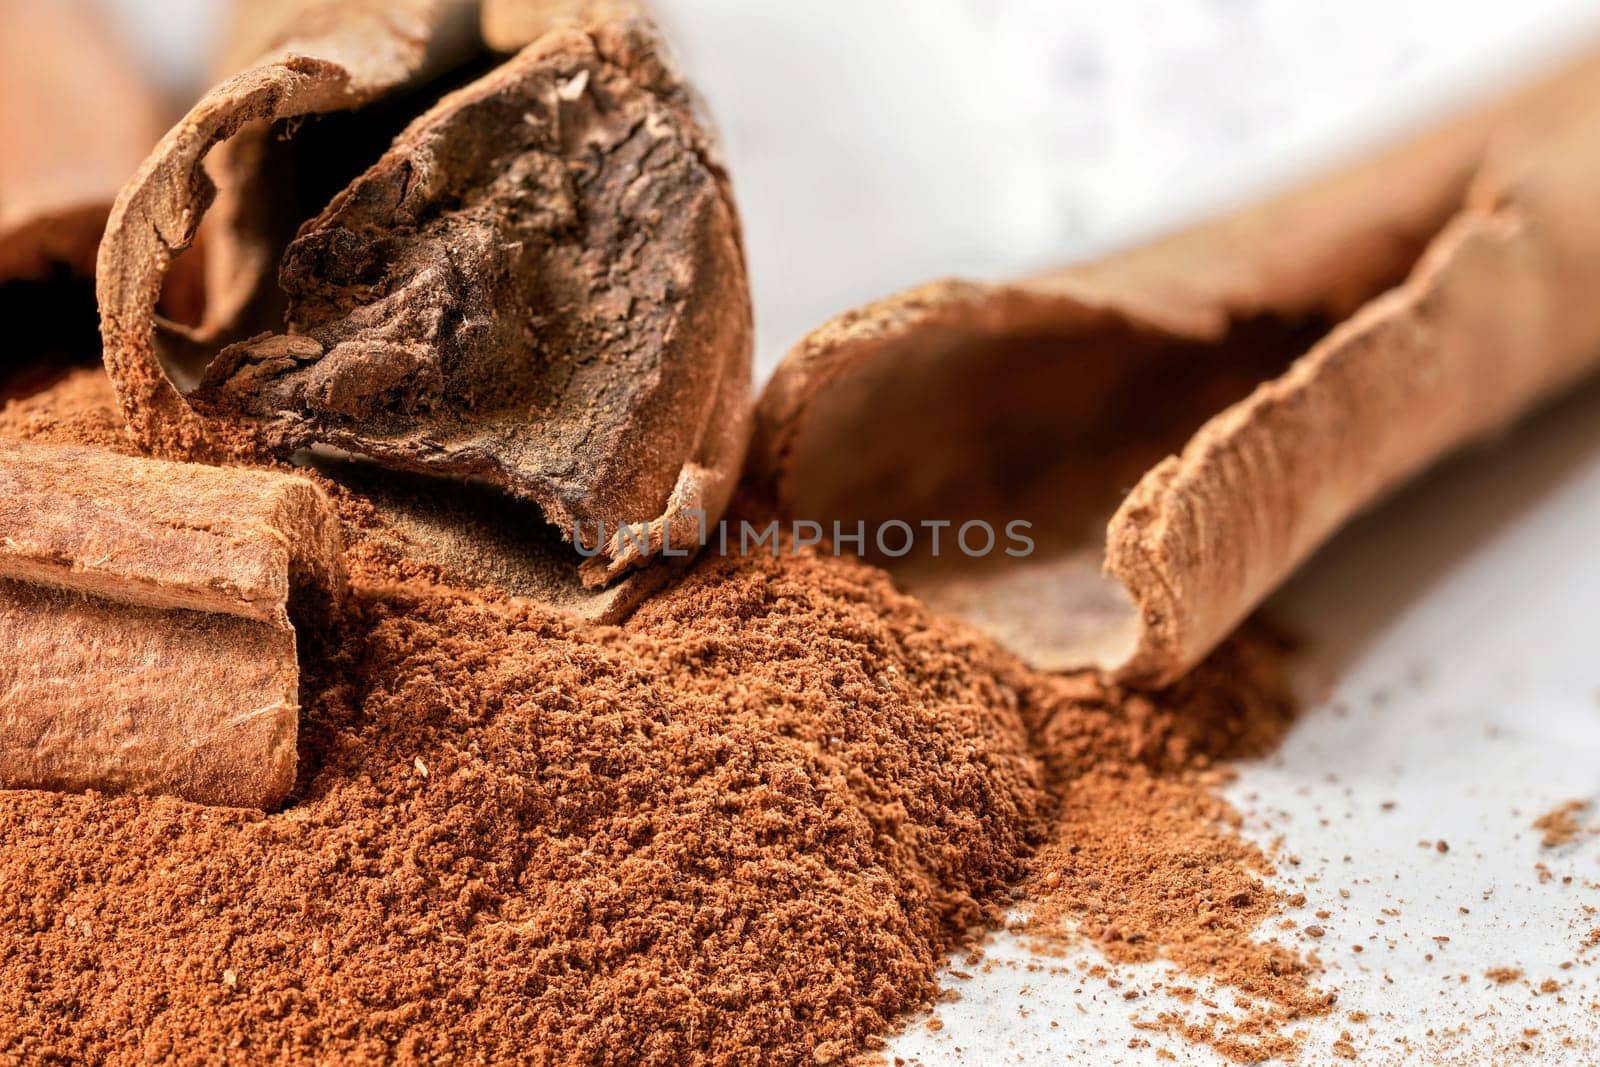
[756,50,1600,686]
[98,0,751,603]
[0,438,345,809]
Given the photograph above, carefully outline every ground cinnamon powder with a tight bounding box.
[1533,801,1589,848]
[0,371,1320,1064]
[1016,634,1331,1061]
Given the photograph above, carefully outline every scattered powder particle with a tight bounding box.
[1533,801,1589,848]
[1486,968,1524,985]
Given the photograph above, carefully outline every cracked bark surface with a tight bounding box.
[98,1,750,590]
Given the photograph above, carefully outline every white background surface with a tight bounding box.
[101,2,1600,1061]
[659,0,1600,376]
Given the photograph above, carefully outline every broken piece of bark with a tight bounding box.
[322,454,669,619]
[0,438,345,809]
[756,50,1600,686]
[98,0,465,451]
[186,0,484,362]
[98,1,751,594]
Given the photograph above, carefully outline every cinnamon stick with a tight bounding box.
[0,438,345,808]
[0,0,164,282]
[98,0,751,600]
[0,0,166,394]
[756,50,1600,685]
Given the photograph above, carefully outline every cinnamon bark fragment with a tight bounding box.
[756,51,1600,685]
[98,0,465,454]
[98,1,751,593]
[187,0,485,361]
[0,438,345,809]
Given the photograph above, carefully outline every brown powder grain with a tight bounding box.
[1533,801,1589,848]
[0,366,134,454]
[0,368,1324,1063]
[1016,629,1332,1062]
[0,546,1045,1066]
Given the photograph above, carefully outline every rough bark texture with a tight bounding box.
[203,20,749,582]
[481,0,631,51]
[97,0,456,456]
[756,52,1600,685]
[189,0,484,359]
[98,1,751,590]
[0,439,345,809]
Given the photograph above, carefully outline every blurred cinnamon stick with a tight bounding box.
[0,0,167,394]
[757,49,1600,685]
[0,0,164,281]
[0,439,344,809]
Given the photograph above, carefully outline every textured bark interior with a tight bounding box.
[157,53,499,382]
[782,313,1337,670]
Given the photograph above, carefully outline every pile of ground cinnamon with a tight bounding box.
[0,371,1318,1064]
[0,548,1042,1063]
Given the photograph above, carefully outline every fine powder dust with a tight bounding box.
[0,371,1323,1064]
[1018,635,1330,1061]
